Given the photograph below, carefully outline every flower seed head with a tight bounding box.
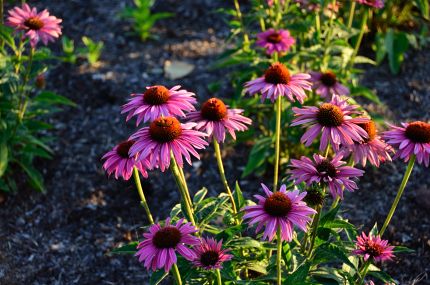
[149,117,182,143]
[317,103,344,127]
[143,86,170,105]
[201,98,228,121]
[264,62,291,85]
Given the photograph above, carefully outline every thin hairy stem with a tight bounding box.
[132,167,154,224]
[213,139,238,215]
[171,264,182,285]
[380,155,416,235]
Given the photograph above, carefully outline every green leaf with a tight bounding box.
[319,204,340,227]
[15,160,45,192]
[34,91,77,107]
[285,262,310,283]
[149,270,169,285]
[234,181,245,209]
[242,137,272,177]
[393,246,415,254]
[111,241,138,254]
[385,29,409,74]
[170,203,182,218]
[0,25,16,49]
[321,219,356,230]
[0,143,8,177]
[193,187,208,205]
[227,237,262,249]
[415,0,429,19]
[313,243,357,270]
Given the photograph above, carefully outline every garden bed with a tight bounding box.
[0,0,429,284]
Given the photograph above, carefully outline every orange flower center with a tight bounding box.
[316,160,337,178]
[405,121,430,143]
[266,32,283,44]
[364,241,384,258]
[200,250,220,267]
[316,103,344,127]
[264,192,292,217]
[153,227,181,249]
[264,62,291,85]
[116,140,135,159]
[143,86,170,105]
[149,117,182,143]
[358,120,377,142]
[201,98,228,121]
[24,17,44,30]
[320,71,337,87]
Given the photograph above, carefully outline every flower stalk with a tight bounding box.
[347,8,368,73]
[215,269,222,285]
[213,138,238,215]
[276,228,283,285]
[306,202,323,256]
[170,153,196,226]
[133,167,154,224]
[347,1,356,28]
[171,264,182,285]
[380,155,416,235]
[274,95,282,192]
[233,0,250,50]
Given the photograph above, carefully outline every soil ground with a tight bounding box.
[0,1,429,284]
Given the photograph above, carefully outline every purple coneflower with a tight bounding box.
[129,116,208,171]
[135,218,199,272]
[186,98,252,143]
[356,0,384,9]
[353,232,394,262]
[102,140,149,180]
[383,121,430,167]
[256,28,295,56]
[344,120,392,167]
[121,85,197,125]
[243,184,316,242]
[289,153,364,199]
[309,71,349,99]
[7,4,62,47]
[291,95,369,152]
[192,237,232,270]
[244,62,311,103]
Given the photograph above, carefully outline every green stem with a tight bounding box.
[380,155,416,236]
[171,264,182,285]
[177,165,194,213]
[347,9,368,72]
[258,0,266,31]
[233,0,250,50]
[330,196,340,210]
[315,12,321,40]
[170,154,196,226]
[132,167,154,225]
[321,0,336,69]
[276,228,283,285]
[213,139,238,215]
[0,0,3,25]
[347,1,356,28]
[357,260,371,284]
[307,202,323,256]
[215,269,222,285]
[273,95,282,192]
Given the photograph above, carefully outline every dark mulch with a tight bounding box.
[0,1,429,284]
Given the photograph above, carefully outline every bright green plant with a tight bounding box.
[61,36,104,67]
[370,0,429,73]
[0,25,75,192]
[120,0,174,41]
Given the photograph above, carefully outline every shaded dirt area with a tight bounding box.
[0,1,429,284]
